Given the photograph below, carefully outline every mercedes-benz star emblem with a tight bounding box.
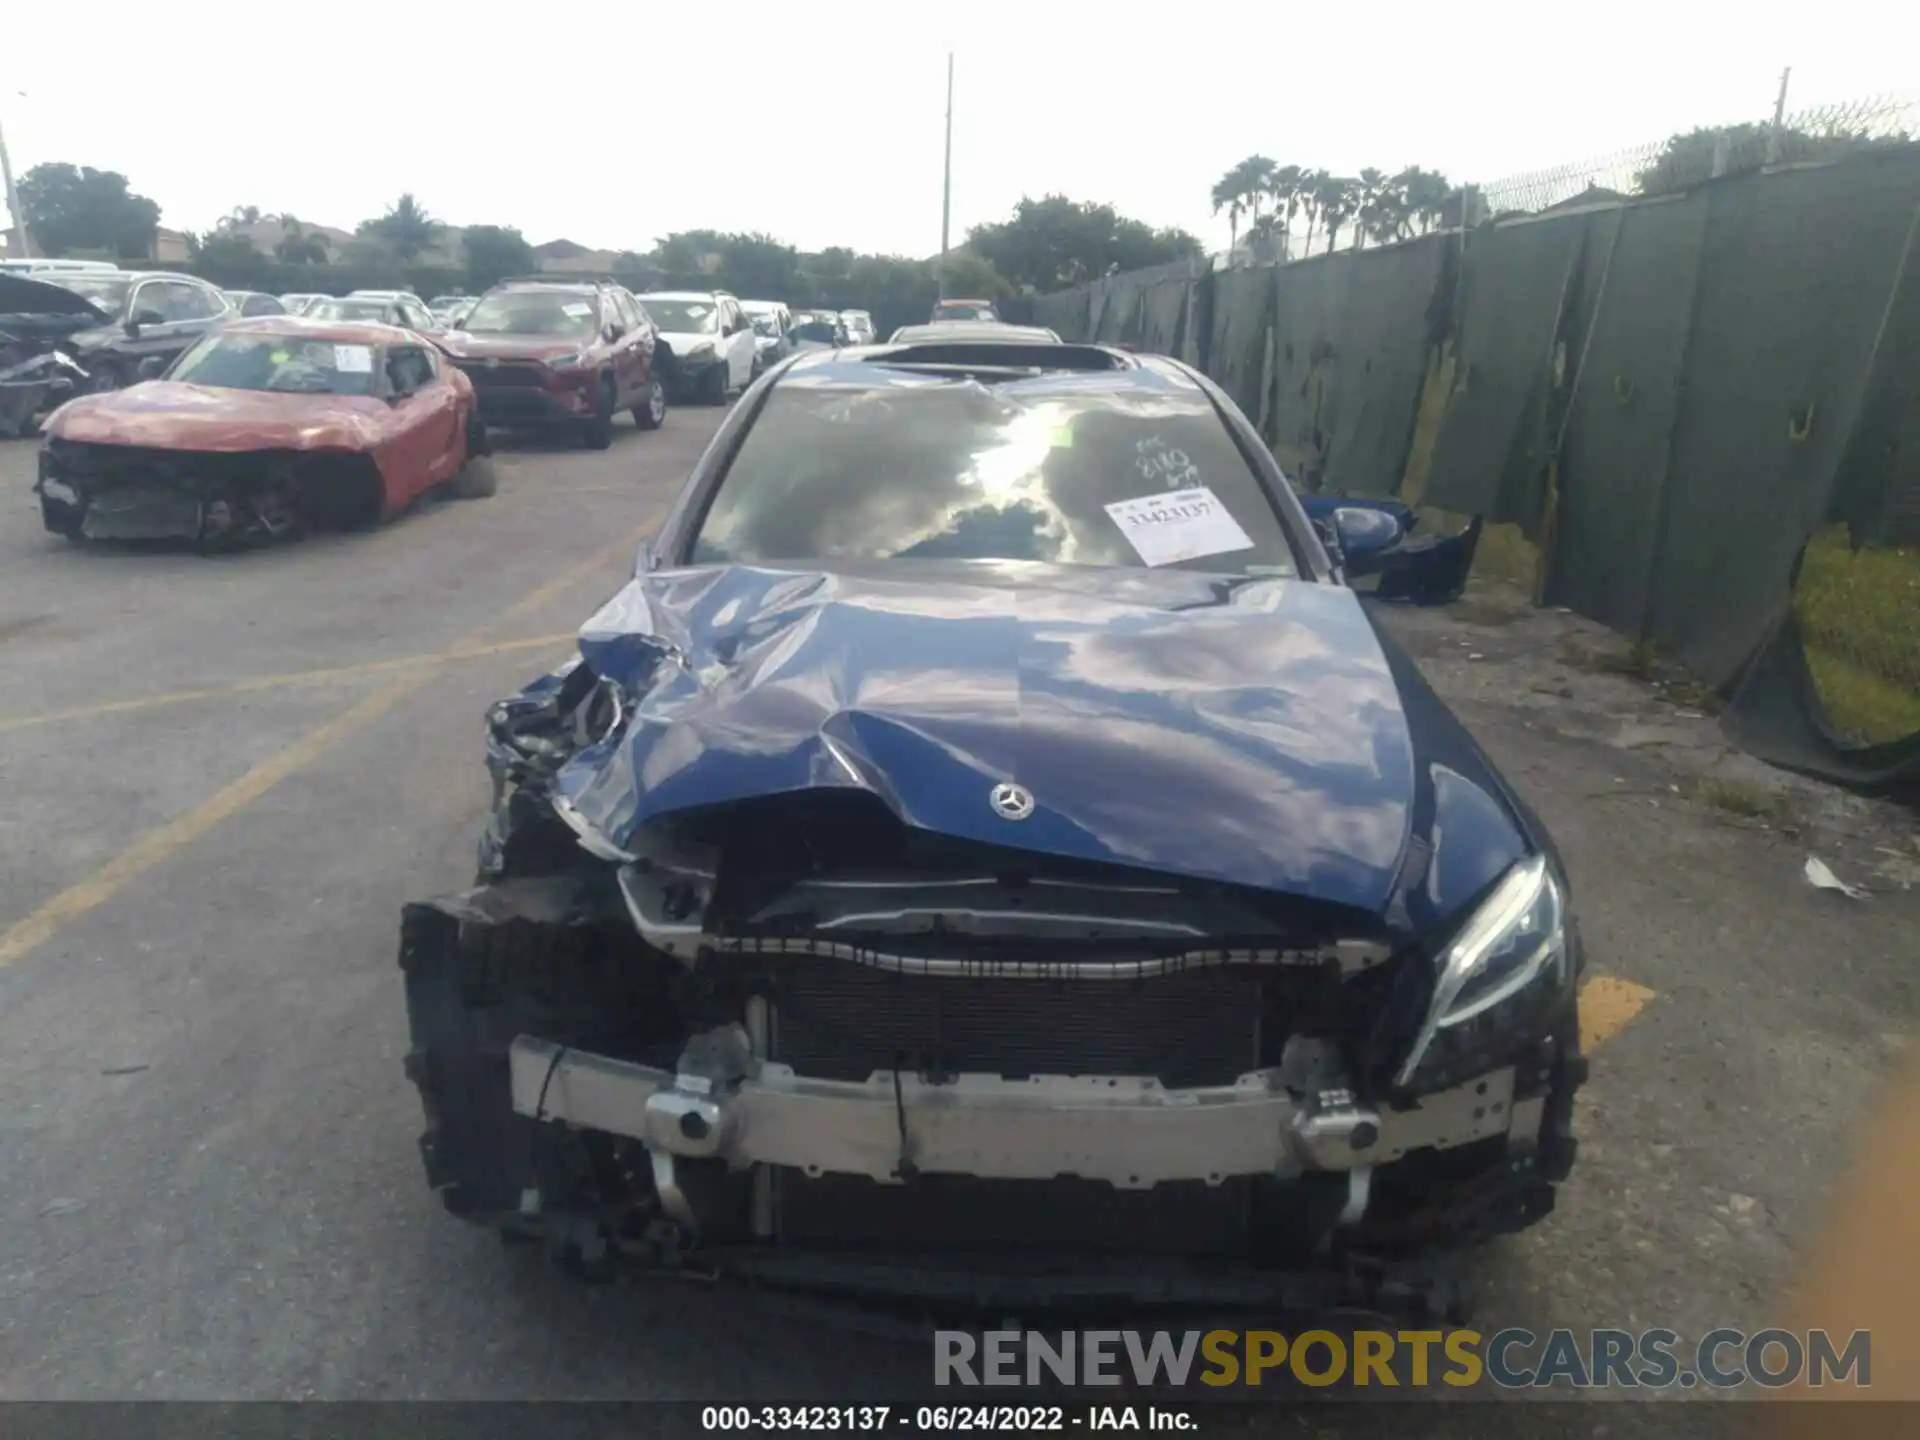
[989,783,1035,821]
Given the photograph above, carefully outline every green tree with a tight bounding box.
[1635,122,1912,195]
[1315,175,1357,253]
[194,231,271,286]
[969,195,1200,292]
[17,162,162,258]
[717,232,801,299]
[273,216,329,264]
[1294,168,1328,256]
[1396,167,1454,235]
[1209,154,1275,253]
[359,192,441,261]
[650,229,730,277]
[937,249,1012,299]
[216,205,262,232]
[461,225,538,291]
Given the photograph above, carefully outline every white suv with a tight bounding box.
[637,290,758,404]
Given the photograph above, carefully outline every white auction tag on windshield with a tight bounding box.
[562,302,592,317]
[685,305,710,319]
[1104,485,1255,567]
[333,344,374,373]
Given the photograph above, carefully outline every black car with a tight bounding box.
[9,271,234,392]
[398,336,1584,1302]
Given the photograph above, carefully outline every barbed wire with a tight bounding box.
[1478,93,1920,216]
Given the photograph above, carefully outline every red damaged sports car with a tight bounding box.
[34,316,495,548]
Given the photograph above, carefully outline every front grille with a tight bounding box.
[769,962,1264,1089]
[456,361,548,389]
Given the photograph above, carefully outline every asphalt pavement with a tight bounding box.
[0,406,1912,1434]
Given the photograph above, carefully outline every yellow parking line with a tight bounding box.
[1580,974,1657,1053]
[0,633,576,735]
[0,524,653,970]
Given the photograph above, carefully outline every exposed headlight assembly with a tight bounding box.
[1397,854,1570,1089]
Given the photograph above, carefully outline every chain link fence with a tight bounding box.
[1478,94,1920,216]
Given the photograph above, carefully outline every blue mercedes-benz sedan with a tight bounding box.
[399,335,1586,1305]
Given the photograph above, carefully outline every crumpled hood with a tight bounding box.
[47,381,391,451]
[0,272,113,322]
[552,561,1534,923]
[439,333,581,362]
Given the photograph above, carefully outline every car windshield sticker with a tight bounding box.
[1048,424,1074,448]
[268,350,290,364]
[1105,486,1256,567]
[333,344,374,373]
[1136,435,1201,489]
[562,302,593,317]
[685,305,711,319]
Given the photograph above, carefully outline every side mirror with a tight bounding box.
[1331,505,1404,565]
[136,356,167,381]
[129,309,166,332]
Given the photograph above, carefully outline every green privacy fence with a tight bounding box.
[1034,148,1920,792]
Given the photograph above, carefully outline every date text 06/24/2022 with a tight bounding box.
[702,1406,1194,1432]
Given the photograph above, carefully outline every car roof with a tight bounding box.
[641,290,731,302]
[739,299,786,311]
[214,315,418,344]
[889,322,1059,344]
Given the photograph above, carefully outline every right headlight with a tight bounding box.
[1396,853,1570,1089]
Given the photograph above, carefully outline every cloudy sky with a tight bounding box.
[5,1,1916,257]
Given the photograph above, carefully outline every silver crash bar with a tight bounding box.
[509,1029,1536,1189]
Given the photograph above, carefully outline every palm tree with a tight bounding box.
[1396,168,1454,235]
[1296,168,1328,255]
[1265,165,1303,260]
[1210,155,1277,257]
[1317,176,1357,253]
[216,204,262,233]
[1209,171,1248,255]
[273,215,329,264]
[1357,168,1415,248]
[363,193,441,262]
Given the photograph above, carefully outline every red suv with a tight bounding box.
[439,279,665,448]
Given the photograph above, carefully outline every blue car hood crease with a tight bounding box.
[553,561,1532,927]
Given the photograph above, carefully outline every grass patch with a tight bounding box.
[1693,776,1785,820]
[1805,645,1920,745]
[1794,527,1920,743]
[1472,522,1540,593]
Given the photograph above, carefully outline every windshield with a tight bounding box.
[690,383,1298,576]
[310,299,393,323]
[790,321,839,344]
[935,302,997,321]
[642,299,718,334]
[51,275,132,314]
[458,291,599,336]
[169,332,381,396]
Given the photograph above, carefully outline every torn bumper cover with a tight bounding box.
[511,1031,1536,1188]
[36,438,382,545]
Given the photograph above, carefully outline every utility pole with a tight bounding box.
[937,51,953,299]
[1766,66,1793,164]
[0,103,31,260]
